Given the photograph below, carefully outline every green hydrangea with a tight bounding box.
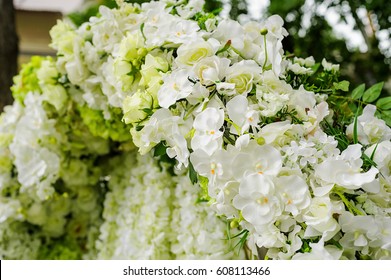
[78,106,132,142]
[11,56,45,102]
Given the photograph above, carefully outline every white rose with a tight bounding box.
[176,39,215,66]
[123,91,154,124]
[226,60,261,95]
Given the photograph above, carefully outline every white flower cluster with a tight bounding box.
[97,152,173,259]
[0,57,108,259]
[0,221,41,259]
[1,0,391,260]
[1,22,237,258]
[10,92,61,200]
[97,151,239,260]
[170,173,243,259]
[103,1,389,259]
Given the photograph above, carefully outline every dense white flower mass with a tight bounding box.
[1,0,391,260]
[97,152,239,260]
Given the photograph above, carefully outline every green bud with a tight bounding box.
[230,220,239,229]
[257,137,265,145]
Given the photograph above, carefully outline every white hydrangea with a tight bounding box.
[10,93,61,201]
[97,152,174,259]
[170,174,242,259]
[0,221,41,259]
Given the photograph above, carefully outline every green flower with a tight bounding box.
[78,106,132,142]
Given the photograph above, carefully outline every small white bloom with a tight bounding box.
[138,108,174,150]
[339,212,378,253]
[166,132,190,168]
[257,120,292,145]
[0,199,22,223]
[233,173,282,226]
[158,69,194,108]
[293,56,315,67]
[176,0,204,18]
[288,85,316,120]
[212,19,245,51]
[226,95,259,135]
[216,82,236,96]
[276,175,311,216]
[231,140,282,180]
[287,62,313,75]
[365,141,391,185]
[191,107,224,155]
[256,70,292,116]
[346,105,391,145]
[292,238,342,260]
[322,58,340,72]
[303,196,343,241]
[315,144,379,191]
[213,181,240,218]
[190,148,230,185]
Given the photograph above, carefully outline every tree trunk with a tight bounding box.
[0,0,18,111]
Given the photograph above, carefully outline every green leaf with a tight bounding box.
[325,239,343,250]
[333,80,350,92]
[370,143,378,161]
[334,188,364,216]
[380,111,391,127]
[363,82,384,103]
[188,160,198,184]
[135,125,144,131]
[351,83,365,100]
[140,22,146,41]
[311,63,320,73]
[376,97,391,110]
[216,40,232,55]
[353,110,359,144]
[153,142,167,157]
[141,108,153,115]
[347,102,358,113]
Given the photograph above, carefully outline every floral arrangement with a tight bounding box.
[1,0,391,260]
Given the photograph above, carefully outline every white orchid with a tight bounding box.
[315,144,379,192]
[158,69,194,108]
[303,196,343,241]
[276,175,311,216]
[346,105,391,145]
[233,173,282,226]
[226,95,259,135]
[191,107,225,155]
[231,140,282,180]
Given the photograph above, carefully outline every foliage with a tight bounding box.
[267,0,391,96]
